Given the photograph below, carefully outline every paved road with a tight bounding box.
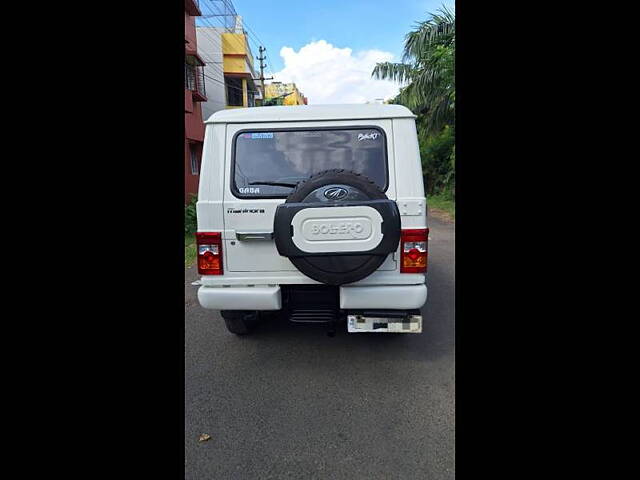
[185,213,455,479]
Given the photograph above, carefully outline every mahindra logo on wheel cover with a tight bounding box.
[323,187,348,200]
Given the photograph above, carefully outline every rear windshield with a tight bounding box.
[232,127,387,198]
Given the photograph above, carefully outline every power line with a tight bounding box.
[199,0,269,63]
[198,0,235,32]
[195,21,260,94]
[193,16,232,67]
[203,73,258,95]
[195,10,257,81]
[191,27,227,79]
[235,12,278,77]
[201,0,273,77]
[198,47,259,94]
[192,0,275,104]
[194,36,259,101]
[194,3,243,54]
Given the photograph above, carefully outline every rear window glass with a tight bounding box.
[232,128,387,198]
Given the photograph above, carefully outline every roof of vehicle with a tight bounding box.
[205,104,416,124]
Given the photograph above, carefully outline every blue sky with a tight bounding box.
[197,0,454,104]
[232,0,453,71]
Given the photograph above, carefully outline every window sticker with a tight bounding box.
[250,132,274,139]
[357,132,380,141]
[240,132,274,140]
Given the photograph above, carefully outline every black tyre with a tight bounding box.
[286,169,387,203]
[220,310,259,335]
[273,169,401,286]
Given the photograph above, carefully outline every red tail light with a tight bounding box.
[400,228,429,273]
[196,232,223,275]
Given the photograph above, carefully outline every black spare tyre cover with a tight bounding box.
[273,169,400,285]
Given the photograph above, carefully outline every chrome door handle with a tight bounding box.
[236,231,274,241]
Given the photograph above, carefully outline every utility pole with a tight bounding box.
[256,46,273,105]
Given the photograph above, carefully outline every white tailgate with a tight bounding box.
[223,120,397,273]
[224,200,297,272]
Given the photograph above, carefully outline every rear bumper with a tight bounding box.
[197,286,282,310]
[198,271,425,286]
[340,284,427,309]
[197,284,426,311]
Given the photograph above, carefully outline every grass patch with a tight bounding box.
[185,233,196,267]
[427,193,455,220]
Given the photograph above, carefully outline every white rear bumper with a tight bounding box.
[339,284,427,309]
[197,286,282,310]
[197,284,426,311]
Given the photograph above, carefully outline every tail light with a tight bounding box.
[196,232,223,275]
[400,228,429,273]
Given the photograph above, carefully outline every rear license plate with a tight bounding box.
[347,314,422,333]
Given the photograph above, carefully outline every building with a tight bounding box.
[263,82,307,106]
[185,0,207,204]
[196,16,261,122]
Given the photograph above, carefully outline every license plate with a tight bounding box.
[347,314,422,333]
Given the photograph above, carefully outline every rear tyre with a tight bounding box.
[221,310,259,335]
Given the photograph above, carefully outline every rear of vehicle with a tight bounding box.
[195,104,428,334]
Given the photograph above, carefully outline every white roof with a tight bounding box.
[205,104,416,124]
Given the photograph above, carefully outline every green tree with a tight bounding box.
[373,5,455,199]
[419,125,455,196]
[372,5,455,136]
[184,194,198,235]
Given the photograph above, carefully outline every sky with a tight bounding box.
[197,0,454,104]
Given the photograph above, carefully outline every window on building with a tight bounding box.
[185,63,196,91]
[190,145,199,175]
[185,56,206,98]
[225,76,244,106]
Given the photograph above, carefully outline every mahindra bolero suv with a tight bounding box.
[194,104,428,335]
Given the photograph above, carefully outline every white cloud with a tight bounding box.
[272,40,402,105]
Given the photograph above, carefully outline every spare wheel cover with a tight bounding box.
[273,169,400,285]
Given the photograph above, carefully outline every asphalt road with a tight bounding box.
[185,213,455,479]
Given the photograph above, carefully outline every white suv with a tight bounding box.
[195,104,428,335]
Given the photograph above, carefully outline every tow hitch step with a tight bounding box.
[288,308,339,324]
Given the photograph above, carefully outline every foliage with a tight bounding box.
[373,5,455,198]
[372,5,455,136]
[185,234,197,267]
[427,192,455,219]
[419,125,455,196]
[185,194,198,235]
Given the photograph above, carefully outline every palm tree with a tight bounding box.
[372,5,455,136]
